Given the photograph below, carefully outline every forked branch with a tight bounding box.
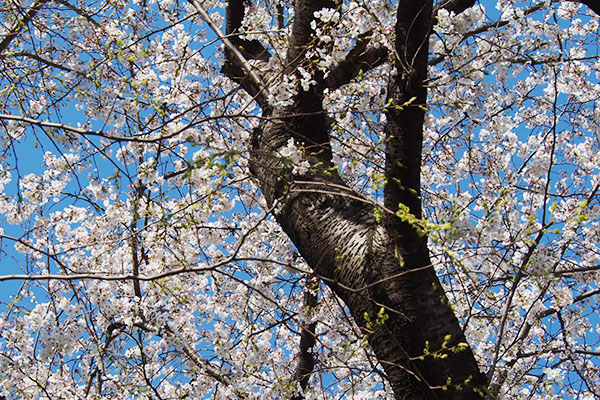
[0,0,50,56]
[189,0,268,104]
[225,0,271,61]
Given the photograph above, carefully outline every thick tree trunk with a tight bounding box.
[250,107,487,400]
[223,0,489,398]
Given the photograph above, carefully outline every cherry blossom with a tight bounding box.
[0,0,598,399]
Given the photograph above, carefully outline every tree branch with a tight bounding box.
[379,0,489,397]
[4,51,74,72]
[434,0,600,18]
[225,0,270,61]
[384,0,432,219]
[0,112,224,143]
[324,32,389,90]
[188,0,267,97]
[53,0,101,27]
[276,4,284,29]
[575,0,600,16]
[0,257,290,282]
[292,278,319,400]
[0,0,50,56]
[284,0,339,74]
[217,0,271,108]
[434,0,477,15]
[161,323,234,388]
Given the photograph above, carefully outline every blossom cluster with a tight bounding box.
[0,0,598,399]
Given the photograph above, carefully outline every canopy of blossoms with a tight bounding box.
[0,0,598,399]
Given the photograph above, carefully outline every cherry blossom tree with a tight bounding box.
[0,0,599,399]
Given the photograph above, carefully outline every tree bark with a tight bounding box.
[224,0,489,398]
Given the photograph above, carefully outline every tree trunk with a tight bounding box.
[223,0,489,398]
[249,101,487,400]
